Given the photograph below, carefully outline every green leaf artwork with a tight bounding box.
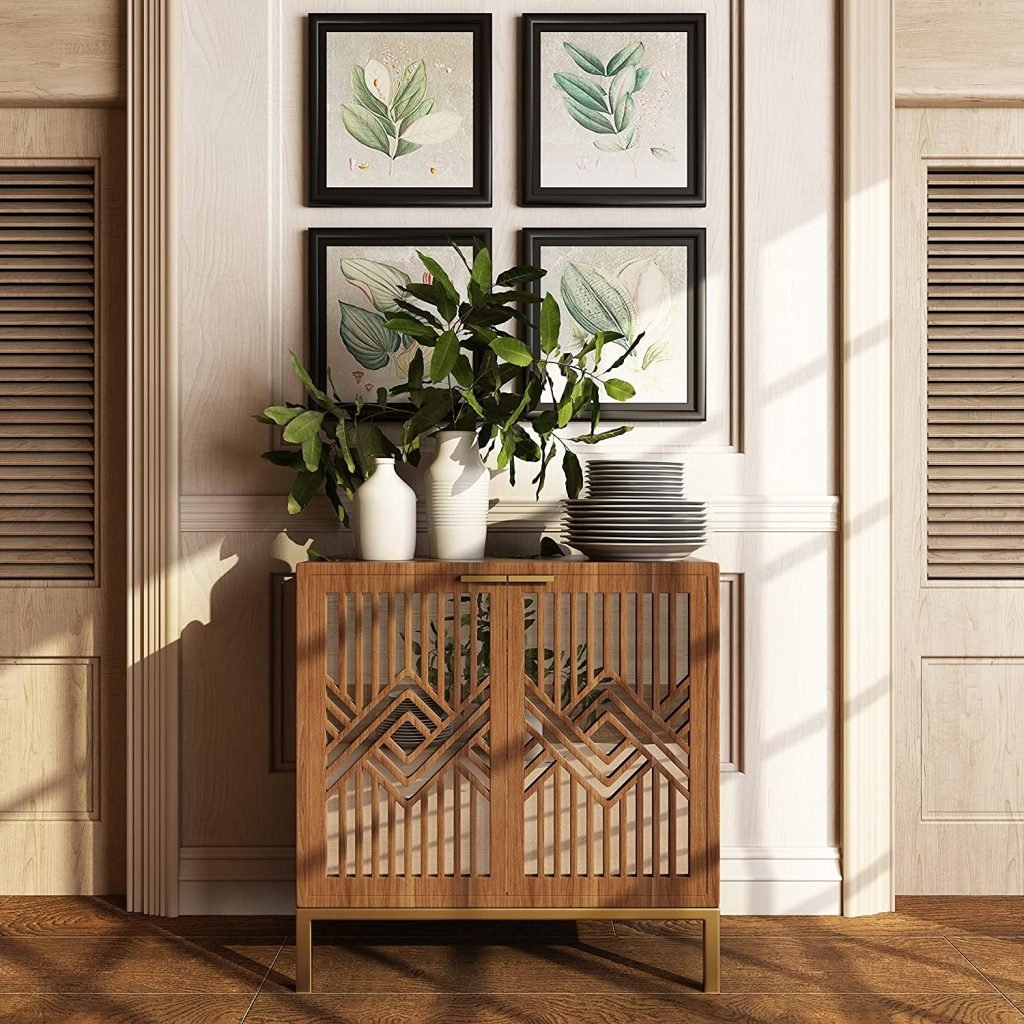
[344,58,463,174]
[552,39,676,173]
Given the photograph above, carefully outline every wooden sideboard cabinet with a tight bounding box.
[296,559,720,992]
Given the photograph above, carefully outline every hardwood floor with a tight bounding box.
[0,898,1022,1022]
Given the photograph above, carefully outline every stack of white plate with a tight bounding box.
[562,460,708,561]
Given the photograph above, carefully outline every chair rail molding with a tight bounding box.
[127,0,181,916]
[841,0,894,916]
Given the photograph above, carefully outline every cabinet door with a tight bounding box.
[297,566,510,906]
[504,566,718,907]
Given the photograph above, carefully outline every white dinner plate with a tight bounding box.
[570,541,705,561]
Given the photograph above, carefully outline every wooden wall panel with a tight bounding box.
[0,0,126,107]
[897,0,1024,105]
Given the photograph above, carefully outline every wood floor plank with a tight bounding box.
[0,994,250,1023]
[243,992,1024,1023]
[896,897,1024,935]
[948,937,1024,991]
[0,937,281,994]
[263,934,991,995]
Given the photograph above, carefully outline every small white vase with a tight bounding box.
[353,457,416,561]
[425,430,489,560]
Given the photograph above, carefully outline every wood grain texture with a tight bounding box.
[246,993,1024,1024]
[0,995,251,1024]
[895,108,1024,896]
[949,936,1024,991]
[297,560,719,912]
[0,0,125,107]
[897,0,1024,106]
[0,108,125,896]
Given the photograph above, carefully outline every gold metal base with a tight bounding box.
[294,907,721,994]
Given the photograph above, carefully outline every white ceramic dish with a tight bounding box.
[571,541,705,560]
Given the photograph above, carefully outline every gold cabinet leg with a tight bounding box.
[295,910,313,993]
[702,910,721,993]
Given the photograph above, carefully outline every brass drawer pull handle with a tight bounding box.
[459,574,508,583]
[505,574,555,583]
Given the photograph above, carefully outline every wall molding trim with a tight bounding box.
[127,0,181,916]
[179,495,840,535]
[841,0,894,917]
[177,845,841,917]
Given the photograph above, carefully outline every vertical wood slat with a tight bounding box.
[927,169,1024,578]
[0,166,96,579]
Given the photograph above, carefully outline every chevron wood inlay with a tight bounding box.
[297,560,719,911]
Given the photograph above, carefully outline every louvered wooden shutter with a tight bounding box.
[928,169,1024,579]
[0,168,95,580]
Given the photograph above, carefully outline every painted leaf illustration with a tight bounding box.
[364,59,392,105]
[650,147,677,162]
[634,66,653,91]
[563,97,616,134]
[552,72,608,112]
[609,65,636,113]
[607,41,645,75]
[394,139,422,158]
[613,92,635,133]
[563,41,606,76]
[350,66,388,118]
[392,60,427,121]
[560,263,637,342]
[617,256,670,339]
[400,110,463,145]
[341,103,390,155]
[399,97,434,131]
[339,258,411,313]
[623,125,639,149]
[593,139,624,152]
[339,301,404,370]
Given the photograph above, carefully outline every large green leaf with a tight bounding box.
[339,301,403,370]
[496,265,545,287]
[287,468,323,514]
[606,41,645,75]
[613,92,635,133]
[339,258,410,313]
[562,41,606,76]
[552,72,608,112]
[562,97,616,135]
[301,432,322,472]
[430,329,459,382]
[471,247,492,293]
[562,449,583,498]
[559,263,637,341]
[282,409,324,444]
[341,103,391,156]
[489,335,533,367]
[391,60,427,121]
[398,96,433,132]
[576,425,633,443]
[262,405,305,426]
[350,66,389,118]
[539,293,560,354]
[603,377,636,402]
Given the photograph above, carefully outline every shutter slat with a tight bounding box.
[0,167,95,580]
[927,171,1024,579]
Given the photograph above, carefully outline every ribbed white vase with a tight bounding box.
[425,431,489,560]
[353,457,416,561]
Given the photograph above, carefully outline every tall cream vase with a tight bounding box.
[353,457,417,561]
[424,431,489,560]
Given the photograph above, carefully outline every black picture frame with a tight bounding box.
[308,227,492,419]
[522,227,706,421]
[308,13,492,207]
[521,13,706,207]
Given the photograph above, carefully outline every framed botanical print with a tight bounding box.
[523,228,705,421]
[521,13,705,207]
[308,14,492,206]
[308,228,491,415]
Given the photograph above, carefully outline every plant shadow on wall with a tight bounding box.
[258,244,645,526]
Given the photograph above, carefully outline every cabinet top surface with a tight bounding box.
[297,558,719,576]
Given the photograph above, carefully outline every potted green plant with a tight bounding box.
[258,245,641,559]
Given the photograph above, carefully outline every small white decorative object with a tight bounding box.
[353,457,416,561]
[425,430,489,560]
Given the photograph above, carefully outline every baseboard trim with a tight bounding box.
[178,846,841,917]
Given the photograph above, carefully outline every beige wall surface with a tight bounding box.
[897,0,1024,104]
[178,0,840,914]
[0,0,125,106]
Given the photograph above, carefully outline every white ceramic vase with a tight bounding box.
[353,457,416,561]
[425,430,489,560]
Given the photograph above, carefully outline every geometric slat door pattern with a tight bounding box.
[928,169,1024,578]
[0,167,95,580]
[896,108,1024,894]
[297,560,719,910]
